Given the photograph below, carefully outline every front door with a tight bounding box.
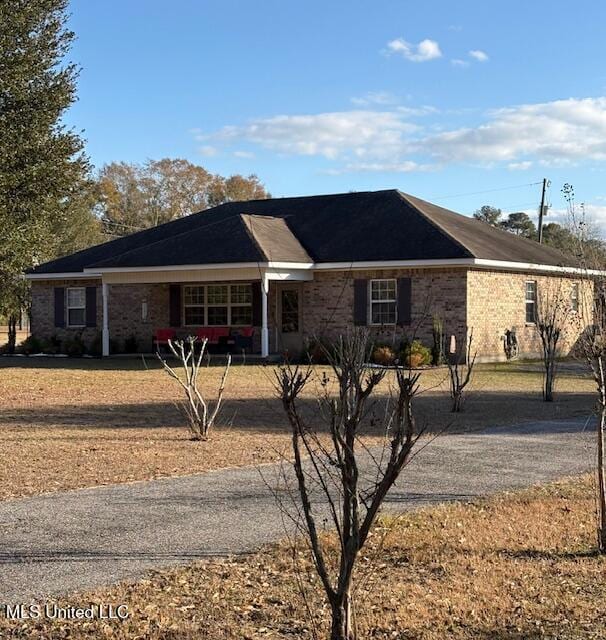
[277,284,303,355]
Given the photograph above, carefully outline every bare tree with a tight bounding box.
[562,182,606,552]
[535,286,570,402]
[274,330,426,640]
[446,329,477,413]
[157,336,230,440]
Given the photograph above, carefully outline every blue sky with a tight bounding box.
[67,0,606,230]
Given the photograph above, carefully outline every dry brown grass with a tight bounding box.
[0,357,597,501]
[2,475,606,639]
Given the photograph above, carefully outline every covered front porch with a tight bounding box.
[96,264,313,357]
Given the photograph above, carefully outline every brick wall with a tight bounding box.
[300,268,468,350]
[467,269,594,361]
[30,279,102,349]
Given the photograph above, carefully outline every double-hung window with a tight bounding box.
[67,287,86,327]
[571,282,580,312]
[525,281,537,324]
[370,279,397,325]
[183,284,253,326]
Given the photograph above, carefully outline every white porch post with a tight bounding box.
[102,281,109,357]
[261,271,269,358]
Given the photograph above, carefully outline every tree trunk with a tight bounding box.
[544,365,554,402]
[330,592,354,640]
[598,404,606,553]
[7,314,17,354]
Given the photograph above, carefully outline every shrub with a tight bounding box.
[431,316,444,365]
[43,335,61,355]
[372,345,396,366]
[63,334,86,357]
[305,338,335,364]
[18,335,43,355]
[124,334,139,353]
[88,332,103,357]
[402,340,431,368]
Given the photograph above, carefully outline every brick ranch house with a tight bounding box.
[26,189,596,361]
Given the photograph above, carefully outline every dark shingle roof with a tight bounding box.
[29,189,576,274]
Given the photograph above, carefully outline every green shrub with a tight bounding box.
[124,334,139,353]
[18,335,43,355]
[63,334,86,357]
[43,335,61,355]
[305,338,335,364]
[431,316,444,365]
[402,340,431,368]
[88,332,103,357]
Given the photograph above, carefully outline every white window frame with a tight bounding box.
[525,280,537,325]
[183,283,253,327]
[369,278,397,326]
[571,282,580,312]
[66,287,86,328]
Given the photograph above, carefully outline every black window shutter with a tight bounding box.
[54,287,65,328]
[353,279,368,326]
[397,278,412,326]
[169,284,182,327]
[251,281,262,326]
[85,286,97,327]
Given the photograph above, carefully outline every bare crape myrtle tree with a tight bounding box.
[562,182,606,552]
[445,329,477,413]
[535,287,570,402]
[157,336,230,441]
[275,330,426,640]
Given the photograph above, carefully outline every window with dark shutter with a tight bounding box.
[169,284,182,327]
[54,287,65,328]
[85,286,97,327]
[353,280,368,326]
[251,281,262,326]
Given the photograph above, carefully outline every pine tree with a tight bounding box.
[0,0,91,350]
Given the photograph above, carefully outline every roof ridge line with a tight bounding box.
[395,191,474,258]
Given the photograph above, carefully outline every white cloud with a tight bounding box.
[469,49,489,62]
[423,97,606,164]
[199,145,217,157]
[451,58,469,68]
[194,96,606,175]
[325,161,432,175]
[197,110,418,161]
[351,91,398,106]
[385,38,442,62]
[507,161,533,171]
[233,150,255,159]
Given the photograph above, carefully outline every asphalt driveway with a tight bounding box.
[0,417,595,604]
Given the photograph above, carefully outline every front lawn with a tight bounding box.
[2,475,604,639]
[0,357,597,500]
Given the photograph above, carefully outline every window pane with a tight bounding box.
[68,308,85,326]
[207,285,228,304]
[525,302,536,324]
[371,301,396,324]
[184,286,204,305]
[231,284,252,304]
[525,281,536,301]
[207,306,228,325]
[231,306,252,326]
[184,306,205,325]
[67,288,85,307]
[371,280,396,301]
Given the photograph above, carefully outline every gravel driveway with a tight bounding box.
[0,418,595,603]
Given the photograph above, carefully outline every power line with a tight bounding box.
[429,181,542,201]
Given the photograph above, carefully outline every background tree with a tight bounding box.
[500,211,537,239]
[0,0,92,350]
[473,205,502,226]
[97,158,270,237]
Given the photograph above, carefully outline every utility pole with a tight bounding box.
[537,178,548,243]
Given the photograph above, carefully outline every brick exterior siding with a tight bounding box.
[29,267,595,360]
